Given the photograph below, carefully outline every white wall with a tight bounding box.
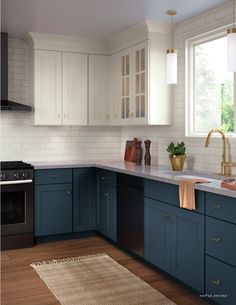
[1,2,236,174]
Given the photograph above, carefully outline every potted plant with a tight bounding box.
[167,141,186,171]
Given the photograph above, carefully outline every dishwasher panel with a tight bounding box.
[117,174,144,257]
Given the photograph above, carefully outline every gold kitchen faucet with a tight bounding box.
[205,129,232,176]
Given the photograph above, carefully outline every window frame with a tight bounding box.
[185,27,236,137]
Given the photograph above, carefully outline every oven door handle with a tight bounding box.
[0,179,33,185]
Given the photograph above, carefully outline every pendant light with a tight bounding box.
[227,0,236,72]
[166,10,177,84]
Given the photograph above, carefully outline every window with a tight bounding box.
[186,30,236,136]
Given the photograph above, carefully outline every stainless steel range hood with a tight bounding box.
[1,32,32,112]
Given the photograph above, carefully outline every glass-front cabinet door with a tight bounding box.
[120,50,131,121]
[118,41,148,124]
[134,44,146,119]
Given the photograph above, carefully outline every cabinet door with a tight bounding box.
[35,183,72,236]
[73,168,96,232]
[109,53,119,125]
[89,55,109,125]
[35,50,62,125]
[132,41,148,124]
[104,185,117,241]
[62,52,88,125]
[171,207,204,293]
[144,198,171,273]
[97,173,106,234]
[97,172,116,241]
[119,48,133,124]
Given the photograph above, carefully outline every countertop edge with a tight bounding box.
[32,161,236,198]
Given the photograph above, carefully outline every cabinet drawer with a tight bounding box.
[99,170,116,187]
[206,193,236,224]
[206,216,236,267]
[34,169,72,185]
[205,255,236,305]
[144,179,204,213]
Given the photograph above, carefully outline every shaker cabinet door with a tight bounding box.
[62,52,88,125]
[34,50,62,125]
[97,171,117,241]
[89,55,110,125]
[35,183,72,236]
[171,207,204,293]
[144,198,171,273]
[73,168,96,232]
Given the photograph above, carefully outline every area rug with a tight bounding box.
[31,253,176,305]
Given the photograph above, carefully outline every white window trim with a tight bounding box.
[185,25,236,138]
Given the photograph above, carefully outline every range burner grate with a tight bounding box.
[0,161,33,170]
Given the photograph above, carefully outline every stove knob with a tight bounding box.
[13,173,19,179]
[1,172,7,180]
[22,173,28,179]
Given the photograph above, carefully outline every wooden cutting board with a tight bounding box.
[221,179,236,191]
[124,139,137,162]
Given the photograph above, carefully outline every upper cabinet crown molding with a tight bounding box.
[108,19,171,54]
[25,32,108,55]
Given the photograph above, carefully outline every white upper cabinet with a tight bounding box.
[89,55,109,126]
[118,41,148,125]
[62,53,88,125]
[117,39,171,125]
[34,50,88,126]
[34,50,62,125]
[26,22,171,126]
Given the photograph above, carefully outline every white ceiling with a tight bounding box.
[1,0,229,39]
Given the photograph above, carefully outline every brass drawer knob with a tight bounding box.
[212,204,221,209]
[212,280,221,286]
[212,237,221,243]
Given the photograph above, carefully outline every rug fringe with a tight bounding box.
[30,253,109,267]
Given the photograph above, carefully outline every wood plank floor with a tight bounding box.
[1,236,210,305]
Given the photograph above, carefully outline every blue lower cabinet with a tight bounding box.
[97,171,116,241]
[35,183,73,236]
[145,198,171,273]
[171,206,204,293]
[73,168,96,232]
[205,255,236,305]
[144,197,204,293]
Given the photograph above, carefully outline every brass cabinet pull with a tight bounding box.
[67,190,72,195]
[212,204,221,209]
[212,280,221,286]
[212,237,221,243]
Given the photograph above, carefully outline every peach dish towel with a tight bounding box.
[179,179,209,210]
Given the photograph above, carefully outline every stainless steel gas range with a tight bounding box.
[1,161,34,250]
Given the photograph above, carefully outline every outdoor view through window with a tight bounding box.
[194,36,234,133]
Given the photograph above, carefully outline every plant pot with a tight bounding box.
[169,155,186,171]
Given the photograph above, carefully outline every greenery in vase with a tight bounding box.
[167,142,186,156]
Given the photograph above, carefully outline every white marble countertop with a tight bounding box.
[32,160,236,198]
